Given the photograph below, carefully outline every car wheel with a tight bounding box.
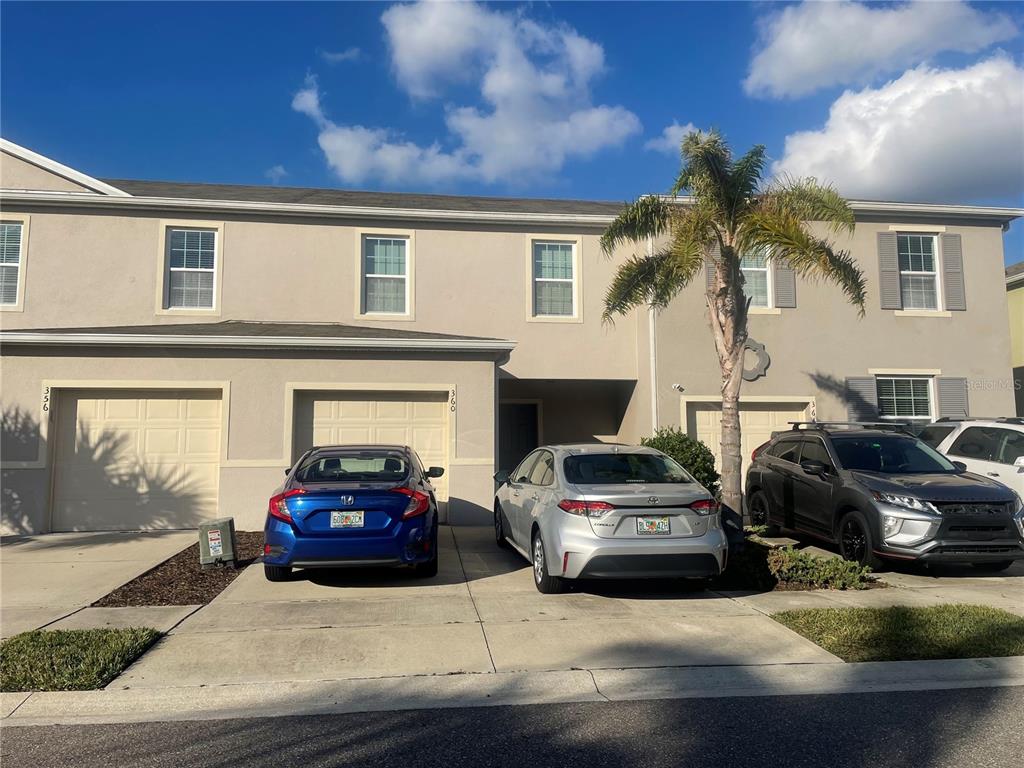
[971,560,1014,572]
[532,531,565,594]
[494,503,510,549]
[264,564,291,582]
[748,490,779,535]
[838,511,882,570]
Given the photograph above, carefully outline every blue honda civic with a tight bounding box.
[263,445,443,581]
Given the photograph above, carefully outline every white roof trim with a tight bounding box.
[0,139,131,197]
[0,330,516,352]
[1007,270,1024,288]
[1,187,1021,226]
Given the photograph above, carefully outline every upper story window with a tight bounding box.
[166,228,216,309]
[876,375,933,421]
[362,236,409,314]
[740,249,771,308]
[0,221,24,307]
[897,234,939,310]
[532,240,576,317]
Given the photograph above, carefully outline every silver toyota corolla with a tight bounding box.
[493,444,728,593]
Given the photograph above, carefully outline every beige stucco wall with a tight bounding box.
[1009,282,1023,368]
[652,220,1017,425]
[0,207,640,381]
[0,348,498,533]
[0,151,95,193]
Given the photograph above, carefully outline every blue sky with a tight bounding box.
[2,1,1022,262]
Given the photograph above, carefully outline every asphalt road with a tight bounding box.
[3,686,1021,768]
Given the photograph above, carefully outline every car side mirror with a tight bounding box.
[952,460,968,472]
[493,469,510,485]
[284,468,291,476]
[800,459,828,477]
[427,466,445,479]
[1015,456,1024,469]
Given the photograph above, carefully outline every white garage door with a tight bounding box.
[52,389,222,531]
[294,392,450,502]
[687,400,811,478]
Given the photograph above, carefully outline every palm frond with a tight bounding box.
[743,208,867,315]
[765,176,855,235]
[600,195,673,256]
[670,129,732,205]
[729,144,767,202]
[602,243,703,321]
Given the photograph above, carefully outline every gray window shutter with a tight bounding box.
[773,262,797,308]
[845,377,879,421]
[705,242,720,293]
[940,234,966,311]
[878,232,902,310]
[937,377,969,418]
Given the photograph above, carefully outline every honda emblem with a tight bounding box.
[339,495,355,506]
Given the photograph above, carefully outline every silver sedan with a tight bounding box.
[493,444,728,593]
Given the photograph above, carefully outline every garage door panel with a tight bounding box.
[296,391,450,501]
[690,401,809,478]
[53,389,222,531]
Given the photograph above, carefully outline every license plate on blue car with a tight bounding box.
[330,510,364,528]
[636,516,671,535]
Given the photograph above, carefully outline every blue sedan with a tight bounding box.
[263,445,443,581]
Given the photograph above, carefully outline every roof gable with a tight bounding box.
[0,139,129,196]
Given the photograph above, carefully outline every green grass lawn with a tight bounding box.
[774,604,1024,663]
[0,628,160,692]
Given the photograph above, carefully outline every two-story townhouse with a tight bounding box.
[1,138,1020,535]
[1008,261,1024,416]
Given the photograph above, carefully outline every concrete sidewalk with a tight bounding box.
[0,531,195,639]
[5,657,1023,727]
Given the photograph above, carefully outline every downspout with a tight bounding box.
[647,235,659,433]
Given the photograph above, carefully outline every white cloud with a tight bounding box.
[319,47,361,64]
[264,165,288,184]
[772,56,1024,203]
[745,1,1017,99]
[294,1,641,186]
[644,121,697,153]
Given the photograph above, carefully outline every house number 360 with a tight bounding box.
[449,389,456,412]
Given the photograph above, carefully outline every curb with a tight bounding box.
[4,657,1023,727]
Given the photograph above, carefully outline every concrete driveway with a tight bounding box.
[0,531,195,638]
[114,527,841,688]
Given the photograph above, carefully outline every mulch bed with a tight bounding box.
[92,531,265,607]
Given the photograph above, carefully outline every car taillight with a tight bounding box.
[689,499,719,516]
[268,488,306,524]
[392,487,431,519]
[557,499,615,518]
[751,442,768,462]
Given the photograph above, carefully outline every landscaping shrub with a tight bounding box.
[641,427,720,494]
[0,628,160,692]
[767,547,875,590]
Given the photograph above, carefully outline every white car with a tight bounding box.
[917,418,1024,497]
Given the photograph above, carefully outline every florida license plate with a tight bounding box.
[330,510,364,528]
[636,516,671,535]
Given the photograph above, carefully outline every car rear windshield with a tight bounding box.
[563,453,693,485]
[831,435,956,474]
[296,451,409,483]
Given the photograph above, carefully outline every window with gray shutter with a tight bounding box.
[940,234,966,311]
[876,376,933,421]
[845,377,879,421]
[773,262,796,308]
[0,222,22,305]
[936,377,969,419]
[166,228,216,309]
[877,232,901,309]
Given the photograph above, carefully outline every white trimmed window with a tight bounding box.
[362,236,408,314]
[876,376,933,421]
[740,249,771,308]
[532,241,575,317]
[897,234,939,310]
[166,228,217,309]
[0,221,23,306]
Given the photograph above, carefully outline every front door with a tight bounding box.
[499,402,539,475]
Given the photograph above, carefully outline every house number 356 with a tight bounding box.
[41,386,51,413]
[449,389,456,412]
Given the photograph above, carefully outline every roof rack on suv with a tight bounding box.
[934,416,1024,425]
[788,421,912,432]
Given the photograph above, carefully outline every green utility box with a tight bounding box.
[199,518,238,569]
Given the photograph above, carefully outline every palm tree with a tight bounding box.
[601,130,867,519]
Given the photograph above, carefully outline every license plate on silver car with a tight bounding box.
[636,516,671,535]
[330,510,364,528]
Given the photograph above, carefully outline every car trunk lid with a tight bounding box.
[572,483,713,539]
[285,482,410,536]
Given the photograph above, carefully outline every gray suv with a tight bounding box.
[745,423,1024,571]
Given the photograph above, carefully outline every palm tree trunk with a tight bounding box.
[719,347,746,518]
